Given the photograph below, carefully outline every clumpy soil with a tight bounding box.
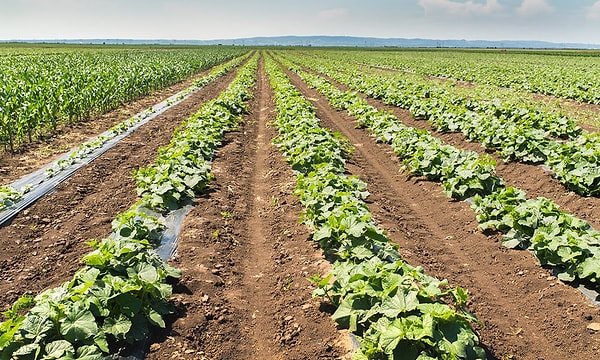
[2,53,600,359]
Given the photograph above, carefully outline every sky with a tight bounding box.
[1,0,600,44]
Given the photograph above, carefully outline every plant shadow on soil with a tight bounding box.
[149,282,192,341]
[480,228,600,304]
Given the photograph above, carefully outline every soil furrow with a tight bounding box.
[0,65,229,184]
[282,64,600,360]
[311,66,600,229]
[0,68,239,310]
[237,55,280,357]
[146,57,350,360]
[379,105,600,230]
[366,64,600,131]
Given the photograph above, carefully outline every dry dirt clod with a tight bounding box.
[587,323,600,331]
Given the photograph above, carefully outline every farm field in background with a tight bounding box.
[1,45,599,360]
[0,44,246,153]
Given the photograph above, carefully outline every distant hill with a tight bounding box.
[4,36,600,49]
[198,36,600,49]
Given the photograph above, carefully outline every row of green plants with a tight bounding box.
[45,53,250,178]
[0,46,247,153]
[0,53,258,359]
[290,52,600,197]
[318,49,600,105]
[309,50,585,139]
[278,55,503,201]
[0,186,25,212]
[266,53,486,359]
[275,53,600,293]
[133,53,257,212]
[0,54,248,214]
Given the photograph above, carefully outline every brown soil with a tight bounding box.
[0,66,218,185]
[0,68,239,309]
[3,52,600,360]
[145,57,351,359]
[281,64,600,359]
[377,101,600,230]
[321,67,600,229]
[370,64,600,131]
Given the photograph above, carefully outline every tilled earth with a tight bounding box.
[1,54,600,359]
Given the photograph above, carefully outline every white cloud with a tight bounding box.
[516,0,554,16]
[586,0,600,19]
[317,8,349,19]
[418,0,502,16]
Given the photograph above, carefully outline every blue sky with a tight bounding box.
[1,0,599,44]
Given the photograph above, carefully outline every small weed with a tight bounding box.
[270,196,279,208]
[281,277,293,291]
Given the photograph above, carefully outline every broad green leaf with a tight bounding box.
[20,313,54,341]
[45,340,74,359]
[148,309,165,328]
[380,290,419,318]
[156,283,174,299]
[343,216,366,238]
[60,304,99,343]
[76,344,106,360]
[578,257,600,280]
[556,270,576,282]
[103,315,132,337]
[115,293,143,317]
[94,331,109,353]
[137,263,159,283]
[126,314,149,343]
[12,343,40,357]
[313,225,332,241]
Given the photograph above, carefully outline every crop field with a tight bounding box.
[1,46,600,360]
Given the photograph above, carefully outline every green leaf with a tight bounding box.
[94,331,109,353]
[380,290,419,318]
[156,283,174,299]
[148,309,166,328]
[137,263,159,283]
[60,304,99,343]
[556,270,576,282]
[71,267,101,294]
[45,340,74,359]
[82,252,108,267]
[578,256,600,280]
[454,286,469,306]
[343,216,366,237]
[103,314,132,337]
[126,314,150,343]
[331,299,354,327]
[20,313,54,341]
[502,233,525,249]
[115,293,143,317]
[12,343,40,357]
[313,224,332,241]
[76,344,106,360]
[379,319,404,354]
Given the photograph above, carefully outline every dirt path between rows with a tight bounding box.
[0,68,240,310]
[365,63,600,131]
[281,63,600,359]
[0,64,232,184]
[5,53,600,359]
[146,57,351,360]
[306,64,600,230]
[372,99,600,230]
